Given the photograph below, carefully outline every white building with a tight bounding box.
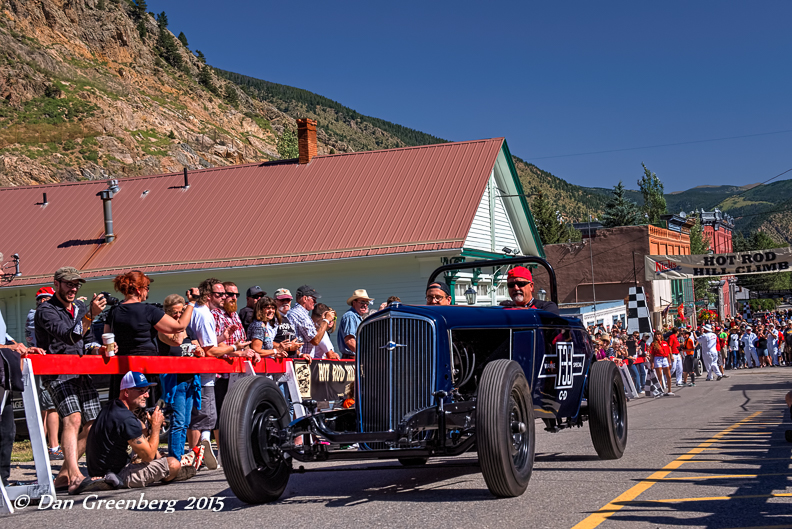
[0,122,544,348]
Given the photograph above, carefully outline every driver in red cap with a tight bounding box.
[501,266,560,315]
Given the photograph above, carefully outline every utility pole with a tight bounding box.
[589,213,597,313]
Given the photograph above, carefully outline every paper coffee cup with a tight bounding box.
[102,333,116,356]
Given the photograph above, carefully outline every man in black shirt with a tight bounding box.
[501,266,560,315]
[239,286,265,333]
[82,371,186,492]
[34,266,106,493]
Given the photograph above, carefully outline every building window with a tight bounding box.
[455,283,468,299]
[496,283,507,298]
[671,279,684,305]
[477,283,488,297]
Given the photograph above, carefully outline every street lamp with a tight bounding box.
[538,289,547,301]
[464,287,477,306]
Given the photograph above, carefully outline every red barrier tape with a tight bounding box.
[27,355,291,375]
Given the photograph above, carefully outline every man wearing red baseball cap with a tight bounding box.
[501,266,560,315]
[25,287,63,460]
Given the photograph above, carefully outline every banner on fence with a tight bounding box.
[645,247,792,281]
[293,360,355,402]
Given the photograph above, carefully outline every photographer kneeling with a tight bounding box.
[78,371,191,494]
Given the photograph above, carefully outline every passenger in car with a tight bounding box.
[426,282,452,305]
[500,266,560,315]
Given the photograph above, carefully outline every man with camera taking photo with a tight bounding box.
[74,371,191,494]
[34,267,107,494]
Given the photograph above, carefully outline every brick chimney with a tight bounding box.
[296,118,317,164]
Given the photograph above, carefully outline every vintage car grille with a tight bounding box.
[357,313,436,436]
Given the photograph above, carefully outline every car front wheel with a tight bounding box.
[477,359,535,498]
[219,376,292,503]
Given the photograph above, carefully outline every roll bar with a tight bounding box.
[427,256,558,305]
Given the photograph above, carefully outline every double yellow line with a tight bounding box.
[571,411,763,529]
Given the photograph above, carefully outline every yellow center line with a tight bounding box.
[679,457,792,463]
[652,472,791,480]
[615,492,792,504]
[729,428,773,437]
[720,524,792,529]
[570,410,763,529]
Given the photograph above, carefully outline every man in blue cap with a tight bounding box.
[75,371,192,494]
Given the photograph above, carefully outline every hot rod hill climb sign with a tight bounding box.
[645,247,792,280]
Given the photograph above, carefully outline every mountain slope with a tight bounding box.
[0,0,606,224]
[587,180,792,241]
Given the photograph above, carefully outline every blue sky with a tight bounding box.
[149,1,792,192]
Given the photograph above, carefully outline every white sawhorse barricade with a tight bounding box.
[0,357,305,514]
[0,359,55,514]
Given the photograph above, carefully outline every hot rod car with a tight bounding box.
[219,257,628,502]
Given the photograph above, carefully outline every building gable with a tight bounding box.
[463,142,544,257]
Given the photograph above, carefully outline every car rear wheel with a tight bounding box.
[477,359,535,498]
[694,357,703,377]
[220,376,292,503]
[588,360,628,460]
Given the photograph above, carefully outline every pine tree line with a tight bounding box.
[214,69,447,148]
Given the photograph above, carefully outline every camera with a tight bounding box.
[178,343,197,356]
[100,291,121,306]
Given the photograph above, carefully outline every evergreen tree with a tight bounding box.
[637,163,667,224]
[131,0,147,20]
[156,11,168,29]
[177,32,188,47]
[195,50,206,63]
[198,65,218,95]
[600,181,640,228]
[530,192,573,245]
[157,27,183,69]
[733,230,792,292]
[137,19,147,39]
[224,84,239,107]
[97,0,106,10]
[277,128,299,159]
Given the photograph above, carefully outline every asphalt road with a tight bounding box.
[6,367,791,528]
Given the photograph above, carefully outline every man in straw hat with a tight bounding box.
[337,289,374,359]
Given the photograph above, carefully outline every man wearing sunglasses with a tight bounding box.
[501,266,559,315]
[238,285,265,332]
[186,278,250,470]
[35,266,107,493]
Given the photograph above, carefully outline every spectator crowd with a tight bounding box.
[589,308,792,399]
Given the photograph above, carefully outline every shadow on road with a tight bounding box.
[586,411,792,528]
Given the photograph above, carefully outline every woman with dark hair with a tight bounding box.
[271,301,311,363]
[755,329,769,368]
[311,303,340,359]
[248,297,286,359]
[105,271,196,355]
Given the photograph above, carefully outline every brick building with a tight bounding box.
[698,208,736,317]
[542,223,692,329]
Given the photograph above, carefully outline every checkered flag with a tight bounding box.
[644,366,664,397]
[627,287,653,335]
